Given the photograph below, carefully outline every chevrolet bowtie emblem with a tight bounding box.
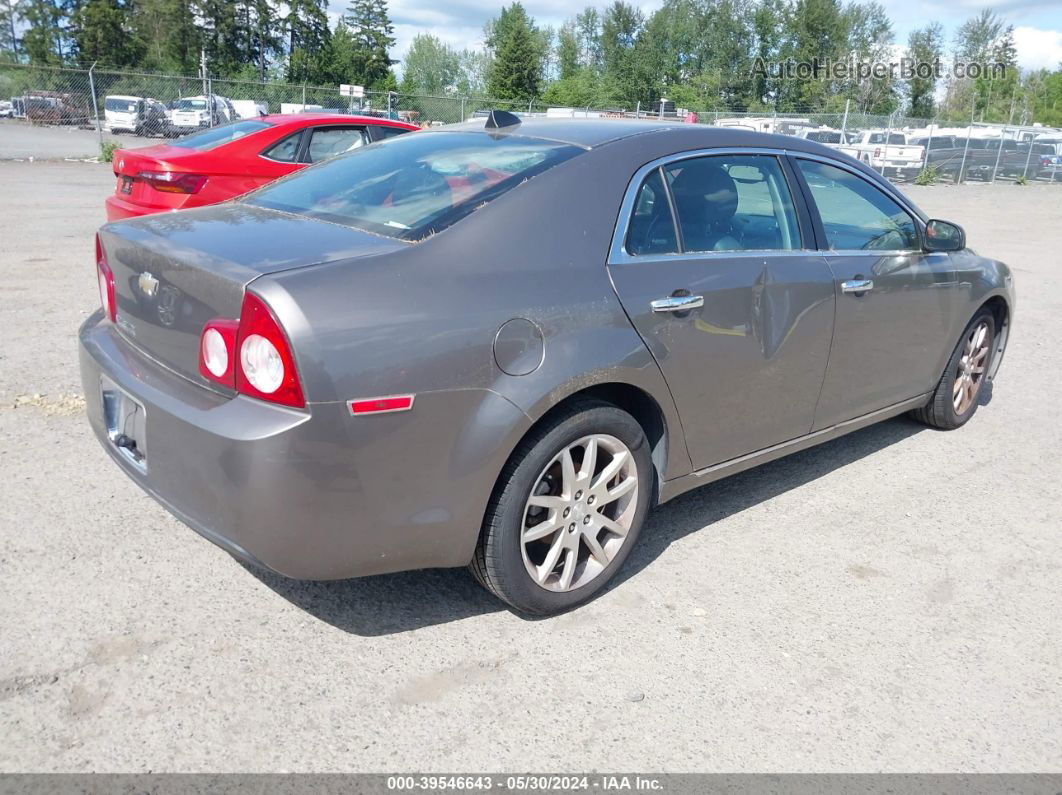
[138,271,160,298]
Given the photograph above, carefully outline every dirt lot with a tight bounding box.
[0,119,159,160]
[0,161,1060,773]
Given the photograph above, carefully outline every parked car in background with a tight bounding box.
[106,113,417,220]
[82,116,1013,615]
[104,95,170,136]
[167,95,236,135]
[0,100,13,118]
[839,130,924,178]
[24,91,90,125]
[796,127,851,146]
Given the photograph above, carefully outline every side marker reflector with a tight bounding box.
[348,394,415,416]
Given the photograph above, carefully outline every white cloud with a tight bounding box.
[1012,26,1062,71]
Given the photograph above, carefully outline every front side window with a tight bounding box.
[662,155,801,253]
[246,131,583,241]
[307,126,368,163]
[796,160,918,251]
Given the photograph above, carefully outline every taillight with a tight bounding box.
[96,234,116,323]
[198,318,239,387]
[198,292,304,407]
[138,170,207,194]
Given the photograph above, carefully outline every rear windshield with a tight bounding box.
[867,133,907,145]
[170,119,272,150]
[175,99,207,110]
[105,97,138,112]
[245,131,584,241]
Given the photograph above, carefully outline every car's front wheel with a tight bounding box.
[910,308,996,429]
[471,400,653,615]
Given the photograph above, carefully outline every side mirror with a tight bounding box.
[924,219,965,252]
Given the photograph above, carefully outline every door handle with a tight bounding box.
[841,279,874,294]
[651,294,704,313]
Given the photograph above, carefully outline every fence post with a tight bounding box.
[990,125,1005,183]
[207,77,213,127]
[1021,133,1035,180]
[87,61,103,152]
[302,84,306,110]
[460,97,465,122]
[840,98,849,138]
[924,120,935,174]
[957,96,975,184]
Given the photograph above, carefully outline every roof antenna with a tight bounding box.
[485,109,521,129]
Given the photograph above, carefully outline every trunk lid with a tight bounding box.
[99,204,405,390]
[111,145,205,204]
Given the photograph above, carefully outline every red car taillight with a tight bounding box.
[198,293,305,408]
[96,234,116,323]
[138,170,208,194]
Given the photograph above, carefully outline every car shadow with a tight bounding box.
[245,415,925,636]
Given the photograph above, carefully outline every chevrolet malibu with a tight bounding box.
[80,114,1014,615]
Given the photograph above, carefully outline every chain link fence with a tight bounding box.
[2,62,1059,185]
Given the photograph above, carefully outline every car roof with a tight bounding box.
[262,113,416,128]
[442,117,843,156]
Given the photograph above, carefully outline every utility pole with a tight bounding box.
[87,61,102,152]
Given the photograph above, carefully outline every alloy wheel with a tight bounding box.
[954,320,991,414]
[520,434,639,593]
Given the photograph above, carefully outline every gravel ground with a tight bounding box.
[0,161,1060,773]
[0,119,160,160]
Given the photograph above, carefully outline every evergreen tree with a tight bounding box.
[486,3,541,101]
[345,0,395,88]
[285,0,328,82]
[21,0,64,63]
[0,0,23,62]
[400,34,460,95]
[70,0,142,67]
[556,21,579,81]
[906,22,942,118]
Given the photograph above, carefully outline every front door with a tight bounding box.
[607,152,836,470]
[790,157,959,429]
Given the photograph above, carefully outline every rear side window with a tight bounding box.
[664,155,800,253]
[797,160,918,251]
[262,131,302,162]
[171,119,272,151]
[375,125,412,140]
[246,131,583,241]
[626,170,677,255]
[307,126,367,163]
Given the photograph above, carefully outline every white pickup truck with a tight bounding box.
[838,130,925,177]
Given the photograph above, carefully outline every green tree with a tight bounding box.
[21,0,64,63]
[486,3,542,100]
[131,0,199,73]
[400,34,460,95]
[906,22,942,118]
[285,0,329,82]
[0,0,24,61]
[69,0,142,67]
[556,21,579,81]
[345,0,396,88]
[600,1,642,103]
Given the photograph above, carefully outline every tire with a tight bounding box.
[470,399,653,615]
[910,308,996,430]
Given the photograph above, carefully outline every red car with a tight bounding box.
[105,113,418,220]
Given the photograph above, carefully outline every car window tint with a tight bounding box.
[376,125,412,140]
[307,126,368,163]
[246,131,583,242]
[663,154,800,253]
[263,131,303,162]
[626,169,677,256]
[170,119,272,150]
[797,160,918,251]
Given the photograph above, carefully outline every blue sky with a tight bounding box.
[329,0,1062,75]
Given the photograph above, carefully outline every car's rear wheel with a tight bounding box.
[910,308,996,429]
[471,400,653,615]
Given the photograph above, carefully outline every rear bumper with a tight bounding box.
[79,313,529,580]
[105,194,153,220]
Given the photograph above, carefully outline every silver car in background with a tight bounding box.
[80,115,1014,615]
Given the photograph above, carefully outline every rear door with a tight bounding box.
[303,125,369,164]
[790,156,959,429]
[607,150,836,469]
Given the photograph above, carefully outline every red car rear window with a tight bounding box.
[170,120,273,151]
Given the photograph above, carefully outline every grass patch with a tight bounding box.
[914,166,939,186]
